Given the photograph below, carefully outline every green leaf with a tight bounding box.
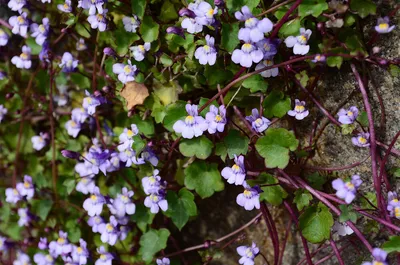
[389,65,400,77]
[350,0,376,18]
[299,203,334,243]
[249,173,287,206]
[356,111,369,127]
[306,172,327,190]
[340,124,356,135]
[131,114,155,137]
[140,16,160,43]
[255,128,299,169]
[279,18,301,37]
[295,70,309,88]
[66,219,81,243]
[114,28,140,56]
[179,135,213,160]
[139,229,170,263]
[26,37,42,55]
[160,54,173,67]
[221,23,240,53]
[298,0,328,18]
[293,190,313,211]
[165,189,197,230]
[223,130,249,159]
[132,204,155,232]
[163,101,187,131]
[263,90,291,118]
[215,142,228,161]
[242,74,268,93]
[159,1,178,22]
[360,192,377,210]
[131,0,146,19]
[184,161,224,198]
[63,179,76,195]
[32,199,53,221]
[326,56,343,69]
[338,205,358,223]
[382,236,400,253]
[344,14,356,27]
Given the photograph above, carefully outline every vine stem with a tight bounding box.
[329,238,344,265]
[379,130,400,181]
[260,203,280,265]
[303,155,370,171]
[257,0,295,17]
[350,63,382,212]
[269,0,303,39]
[49,65,58,202]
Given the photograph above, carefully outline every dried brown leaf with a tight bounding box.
[120,81,149,110]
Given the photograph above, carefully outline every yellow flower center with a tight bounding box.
[138,45,145,52]
[45,255,53,262]
[264,43,271,51]
[149,177,156,184]
[91,195,97,201]
[106,223,114,232]
[393,199,399,203]
[243,190,252,197]
[315,55,321,61]
[374,262,384,265]
[232,164,240,170]
[215,115,222,122]
[299,35,307,42]
[121,195,128,202]
[347,111,353,116]
[24,181,30,188]
[20,53,28,60]
[131,17,136,24]
[57,237,65,244]
[70,120,77,127]
[345,182,354,190]
[243,43,252,49]
[124,150,132,156]
[126,129,134,137]
[100,254,106,260]
[379,23,389,30]
[96,14,104,20]
[63,3,70,9]
[13,189,18,195]
[255,118,263,126]
[207,8,214,16]
[185,115,194,123]
[150,194,158,202]
[394,207,400,217]
[17,16,25,23]
[245,248,253,258]
[359,137,367,144]
[77,247,83,254]
[0,29,4,36]
[39,24,45,33]
[204,45,210,52]
[295,105,305,112]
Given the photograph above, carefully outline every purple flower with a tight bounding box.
[59,52,79,73]
[118,124,138,151]
[33,253,54,265]
[8,0,26,11]
[141,147,159,166]
[76,38,87,51]
[82,90,103,115]
[195,34,217,66]
[65,120,82,138]
[332,175,362,204]
[236,182,261,210]
[375,17,395,34]
[75,162,94,178]
[142,169,166,195]
[18,208,31,227]
[245,108,270,133]
[231,38,264,68]
[130,43,151,62]
[192,1,218,26]
[0,104,7,122]
[63,257,78,265]
[87,9,108,32]
[38,238,48,250]
[119,225,129,240]
[6,187,21,204]
[87,216,105,233]
[123,15,140,33]
[256,38,280,58]
[95,246,114,265]
[39,42,51,63]
[255,59,279,78]
[85,148,111,175]
[119,147,145,167]
[166,26,185,38]
[387,192,400,219]
[388,191,398,205]
[285,28,312,55]
[332,222,354,236]
[205,105,226,134]
[173,104,208,139]
[337,106,358,125]
[83,187,106,216]
[98,216,119,246]
[221,155,246,185]
[157,258,170,265]
[352,132,370,147]
[108,187,136,217]
[0,72,6,81]
[9,12,29,37]
[287,99,309,120]
[76,176,96,194]
[16,175,35,200]
[71,107,88,124]
[0,29,9,46]
[30,18,50,46]
[13,252,31,265]
[0,236,7,252]
[236,242,259,265]
[144,189,168,214]
[181,17,203,34]
[48,231,72,257]
[312,54,326,63]
[362,248,388,265]
[58,0,72,13]
[112,60,137,84]
[79,0,106,15]
[107,152,121,172]
[11,45,32,69]
[32,132,48,151]
[236,6,273,43]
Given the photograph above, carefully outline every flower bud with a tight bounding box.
[103,47,116,56]
[61,150,80,159]
[372,47,381,54]
[166,27,185,38]
[6,93,14,99]
[178,8,195,18]
[214,0,224,6]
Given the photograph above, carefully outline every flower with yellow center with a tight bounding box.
[20,53,28,60]
[126,129,134,137]
[254,118,263,126]
[232,164,240,171]
[39,24,46,33]
[347,111,353,116]
[245,248,253,258]
[138,45,145,52]
[57,237,65,244]
[23,181,30,188]
[185,115,194,124]
[243,190,252,197]
[63,3,70,9]
[100,254,107,260]
[394,207,400,218]
[379,23,389,30]
[91,194,97,201]
[345,182,355,190]
[150,194,159,202]
[295,105,305,112]
[106,223,114,232]
[214,115,222,122]
[242,43,252,52]
[359,137,367,144]
[77,247,83,254]
[393,199,399,203]
[17,16,25,24]
[96,14,104,21]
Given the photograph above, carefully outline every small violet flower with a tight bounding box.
[9,12,29,37]
[141,147,159,166]
[0,29,9,46]
[87,216,105,233]
[338,106,359,125]
[362,248,388,265]
[30,18,50,46]
[48,231,72,257]
[375,17,395,34]
[119,147,145,167]
[33,253,54,265]
[5,187,21,204]
[284,28,312,55]
[76,38,87,51]
[83,187,106,216]
[332,175,362,204]
[79,0,106,15]
[236,242,259,265]
[16,175,35,200]
[235,6,273,43]
[255,58,279,78]
[98,216,119,246]
[312,54,326,63]
[157,258,170,265]
[231,38,263,68]
[8,0,26,11]
[205,105,227,134]
[0,104,7,122]
[142,170,166,195]
[0,236,7,252]
[112,60,137,84]
[352,132,370,148]
[123,15,140,33]
[87,9,108,32]
[256,38,280,58]
[195,35,217,66]
[38,237,48,250]
[65,119,82,138]
[118,124,138,151]
[173,104,208,139]
[108,187,136,218]
[11,45,32,69]
[95,246,114,265]
[245,108,270,133]
[130,42,151,62]
[332,222,354,236]
[32,132,48,151]
[144,189,168,214]
[59,52,79,73]
[13,252,31,265]
[387,191,400,219]
[221,155,246,185]
[18,208,31,227]
[82,90,104,115]
[236,182,261,211]
[76,176,96,194]
[287,99,309,120]
[58,0,72,13]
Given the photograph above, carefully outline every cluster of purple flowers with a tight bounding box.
[142,170,169,213]
[78,0,108,31]
[179,0,218,34]
[332,175,362,204]
[232,6,275,69]
[173,104,227,139]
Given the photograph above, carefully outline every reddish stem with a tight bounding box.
[270,0,303,39]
